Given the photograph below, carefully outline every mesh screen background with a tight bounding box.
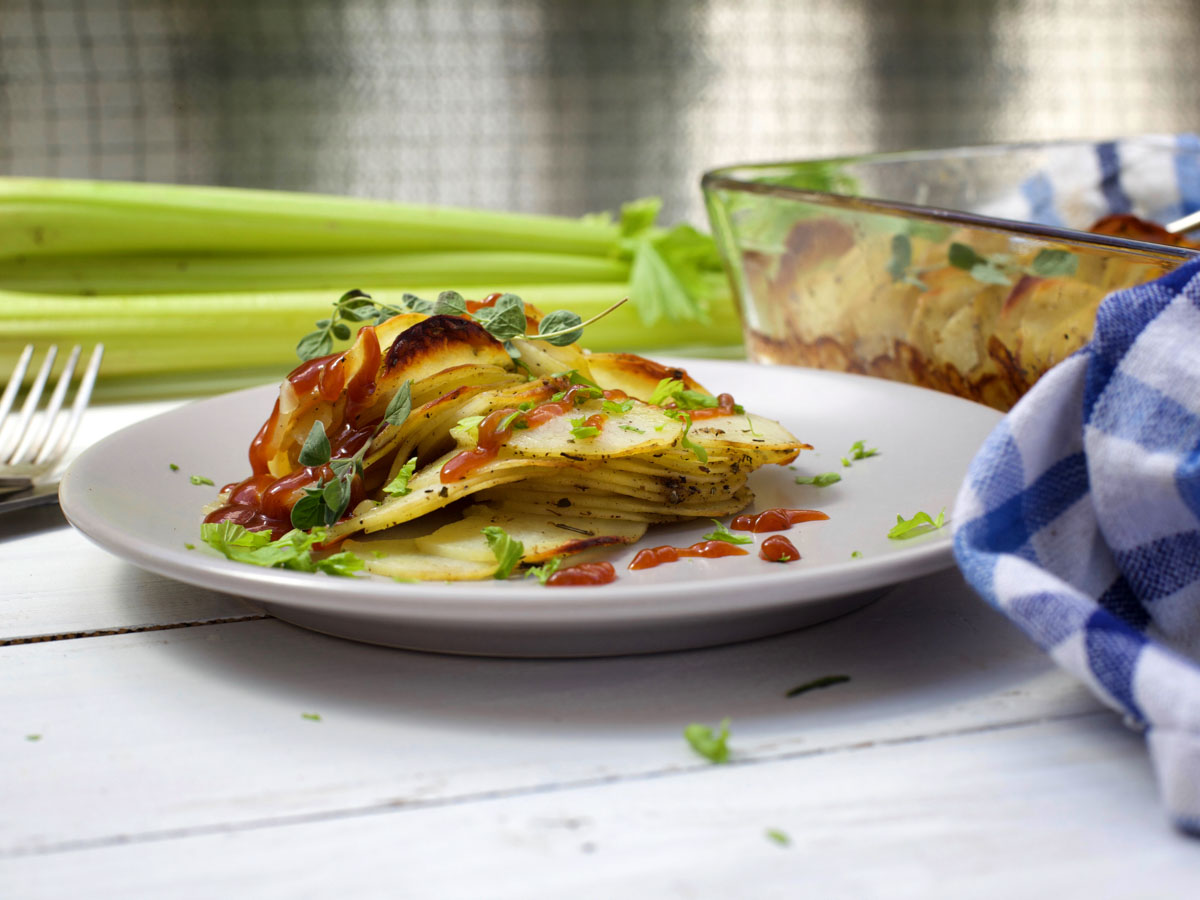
[3,0,1200,224]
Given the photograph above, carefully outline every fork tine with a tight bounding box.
[0,346,57,464]
[12,344,82,466]
[0,345,35,446]
[35,343,104,468]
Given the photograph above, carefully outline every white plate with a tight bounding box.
[60,360,1002,657]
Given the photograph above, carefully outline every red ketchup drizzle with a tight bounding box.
[678,392,739,421]
[439,408,518,483]
[545,561,617,587]
[465,292,504,314]
[628,540,749,571]
[464,291,538,332]
[440,384,626,483]
[208,330,382,537]
[760,535,800,563]
[730,508,830,533]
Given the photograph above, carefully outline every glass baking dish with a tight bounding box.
[702,137,1199,410]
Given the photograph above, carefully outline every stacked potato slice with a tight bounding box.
[231,303,808,581]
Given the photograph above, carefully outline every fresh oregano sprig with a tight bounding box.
[298,290,628,363]
[297,289,409,361]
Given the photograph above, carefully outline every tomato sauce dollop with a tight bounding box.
[628,540,749,571]
[759,535,800,563]
[545,562,617,587]
[730,508,829,533]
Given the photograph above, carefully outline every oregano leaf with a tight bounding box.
[298,421,331,467]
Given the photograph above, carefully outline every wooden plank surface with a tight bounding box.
[0,506,263,641]
[3,714,1194,899]
[0,570,1103,853]
[0,398,264,641]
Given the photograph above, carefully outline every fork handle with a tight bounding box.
[0,476,34,497]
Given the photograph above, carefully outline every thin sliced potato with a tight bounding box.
[500,400,681,461]
[415,508,646,563]
[368,374,522,474]
[482,486,754,520]
[518,465,746,500]
[507,338,592,380]
[585,352,707,400]
[689,414,810,464]
[329,453,584,540]
[349,315,514,428]
[411,363,517,407]
[372,313,428,354]
[344,538,499,581]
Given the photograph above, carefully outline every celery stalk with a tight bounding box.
[0,180,620,259]
[0,252,629,295]
[0,179,745,400]
[0,283,743,400]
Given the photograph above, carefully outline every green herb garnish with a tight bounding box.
[886,234,928,291]
[846,440,878,461]
[648,377,686,406]
[25,734,41,742]
[452,415,487,444]
[618,424,645,434]
[948,242,1010,286]
[299,290,625,363]
[382,457,418,496]
[382,379,413,428]
[550,369,603,390]
[851,550,862,559]
[887,233,911,281]
[432,290,467,316]
[526,555,564,585]
[887,508,946,540]
[648,378,722,412]
[301,712,322,722]
[184,543,195,550]
[1030,248,1079,278]
[481,526,524,579]
[701,519,753,545]
[297,420,332,467]
[949,242,1077,286]
[765,828,791,847]
[297,289,406,361]
[664,409,707,462]
[497,410,527,432]
[569,417,601,440]
[684,719,731,764]
[785,675,851,698]
[169,463,179,471]
[672,389,720,410]
[290,420,370,529]
[200,522,364,576]
[602,397,634,416]
[537,309,585,346]
[795,472,841,487]
[189,475,214,486]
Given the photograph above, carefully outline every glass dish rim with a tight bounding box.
[701,141,1199,263]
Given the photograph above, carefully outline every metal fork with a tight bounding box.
[0,344,104,508]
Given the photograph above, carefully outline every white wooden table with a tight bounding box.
[2,400,1197,898]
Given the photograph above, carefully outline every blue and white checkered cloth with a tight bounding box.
[954,256,1200,835]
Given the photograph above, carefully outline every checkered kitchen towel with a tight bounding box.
[953,256,1200,834]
